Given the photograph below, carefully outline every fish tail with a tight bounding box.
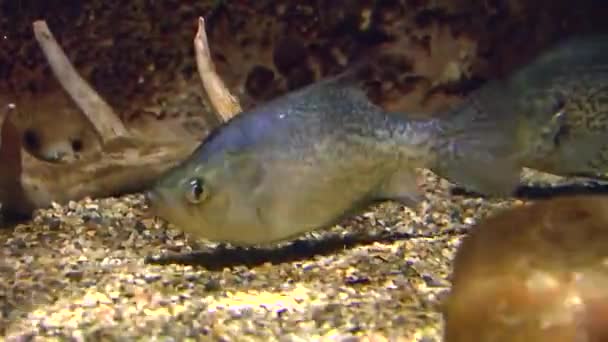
[429,84,525,197]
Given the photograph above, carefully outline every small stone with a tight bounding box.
[144,273,161,283]
[65,269,84,281]
[204,278,222,292]
[80,292,111,307]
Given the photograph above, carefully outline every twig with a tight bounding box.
[194,16,242,122]
[2,16,246,218]
[0,104,32,216]
[0,104,22,180]
[32,20,131,144]
[21,140,197,209]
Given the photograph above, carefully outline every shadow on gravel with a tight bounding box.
[451,182,608,200]
[145,224,467,270]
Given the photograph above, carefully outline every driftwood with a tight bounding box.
[0,17,242,219]
[194,17,243,122]
[32,21,131,144]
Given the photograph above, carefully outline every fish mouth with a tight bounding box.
[143,190,158,209]
[144,189,189,226]
[144,189,169,218]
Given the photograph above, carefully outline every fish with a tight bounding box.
[501,34,608,180]
[436,34,608,194]
[144,34,608,246]
[144,69,520,246]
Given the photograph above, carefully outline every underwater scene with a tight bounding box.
[1,1,608,341]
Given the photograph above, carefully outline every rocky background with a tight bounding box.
[2,0,607,142]
[1,0,608,340]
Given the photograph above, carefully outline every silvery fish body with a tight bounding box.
[146,75,452,245]
[146,34,608,246]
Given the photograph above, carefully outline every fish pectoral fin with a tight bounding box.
[437,157,521,198]
[376,170,425,208]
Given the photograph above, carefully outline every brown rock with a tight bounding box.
[444,195,608,342]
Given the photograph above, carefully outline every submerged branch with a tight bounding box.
[194,16,242,122]
[1,16,246,219]
[0,104,32,217]
[32,20,131,144]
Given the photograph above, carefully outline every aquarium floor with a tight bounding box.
[0,170,526,341]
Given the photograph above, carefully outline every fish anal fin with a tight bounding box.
[376,170,425,208]
[438,157,522,198]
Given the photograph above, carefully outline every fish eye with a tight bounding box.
[552,108,566,124]
[547,94,567,124]
[185,178,206,204]
[552,94,566,114]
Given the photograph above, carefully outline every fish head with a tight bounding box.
[511,88,569,157]
[508,35,608,155]
[533,96,568,140]
[145,150,267,244]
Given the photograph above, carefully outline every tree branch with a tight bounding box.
[32,20,131,144]
[0,104,32,217]
[0,104,22,181]
[194,16,242,122]
[21,140,196,209]
[1,17,244,219]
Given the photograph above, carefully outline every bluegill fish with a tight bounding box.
[145,71,519,245]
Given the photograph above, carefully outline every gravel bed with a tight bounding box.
[1,170,526,341]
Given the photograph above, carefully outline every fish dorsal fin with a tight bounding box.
[293,62,380,110]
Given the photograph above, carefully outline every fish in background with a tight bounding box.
[145,34,607,246]
[507,34,608,181]
[434,34,608,194]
